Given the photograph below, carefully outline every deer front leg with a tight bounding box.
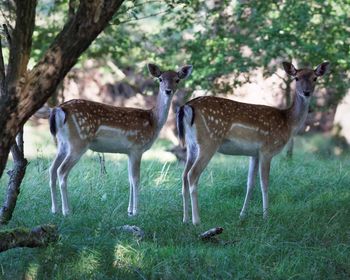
[240,156,259,219]
[259,155,272,219]
[128,153,141,216]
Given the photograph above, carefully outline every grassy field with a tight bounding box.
[0,126,349,279]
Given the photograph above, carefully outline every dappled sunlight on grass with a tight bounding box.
[74,249,102,276]
[24,262,39,280]
[113,244,143,271]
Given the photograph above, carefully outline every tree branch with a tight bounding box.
[0,129,27,225]
[0,0,125,179]
[116,8,172,25]
[5,1,36,89]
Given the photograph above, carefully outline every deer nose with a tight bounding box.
[303,91,311,97]
[165,89,172,95]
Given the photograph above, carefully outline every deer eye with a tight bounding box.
[313,77,317,81]
[159,77,163,82]
[295,77,299,81]
[175,79,180,83]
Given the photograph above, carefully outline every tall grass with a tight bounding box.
[0,131,349,279]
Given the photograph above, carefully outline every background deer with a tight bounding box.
[177,61,329,225]
[49,63,193,216]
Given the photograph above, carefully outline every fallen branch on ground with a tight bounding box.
[199,227,224,240]
[114,225,145,240]
[0,224,58,253]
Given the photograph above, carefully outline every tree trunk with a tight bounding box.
[0,130,27,225]
[0,224,58,252]
[0,0,125,179]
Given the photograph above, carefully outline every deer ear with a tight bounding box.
[282,62,298,76]
[147,63,162,77]
[178,65,193,80]
[314,62,330,77]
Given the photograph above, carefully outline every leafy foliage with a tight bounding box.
[2,0,349,102]
[157,0,350,100]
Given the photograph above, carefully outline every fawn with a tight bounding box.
[177,61,329,225]
[49,63,192,215]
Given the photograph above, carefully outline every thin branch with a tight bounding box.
[15,128,24,154]
[0,6,14,33]
[98,153,107,175]
[68,0,77,20]
[115,0,161,16]
[0,37,5,95]
[2,24,12,46]
[273,71,287,82]
[116,8,172,25]
[10,142,21,162]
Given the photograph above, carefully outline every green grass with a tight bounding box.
[0,134,349,279]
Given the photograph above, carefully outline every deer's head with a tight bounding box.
[283,61,330,98]
[148,64,193,97]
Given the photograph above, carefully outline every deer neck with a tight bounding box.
[152,90,173,132]
[286,91,310,135]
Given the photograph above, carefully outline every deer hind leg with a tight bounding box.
[49,143,68,214]
[182,145,197,223]
[240,156,259,219]
[127,153,142,216]
[259,155,272,219]
[188,144,218,225]
[57,147,86,216]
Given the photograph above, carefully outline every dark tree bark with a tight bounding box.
[0,0,36,224]
[0,130,28,224]
[0,224,58,252]
[0,0,125,179]
[0,38,5,96]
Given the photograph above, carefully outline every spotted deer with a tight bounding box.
[49,63,193,216]
[177,61,329,225]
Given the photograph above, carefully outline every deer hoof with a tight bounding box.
[239,212,247,220]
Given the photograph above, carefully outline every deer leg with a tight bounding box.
[127,172,134,216]
[182,146,197,223]
[57,149,85,216]
[188,145,218,225]
[240,156,259,219]
[259,155,272,219]
[128,153,142,216]
[49,144,67,214]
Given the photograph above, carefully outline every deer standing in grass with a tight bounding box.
[49,63,193,216]
[177,61,329,225]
